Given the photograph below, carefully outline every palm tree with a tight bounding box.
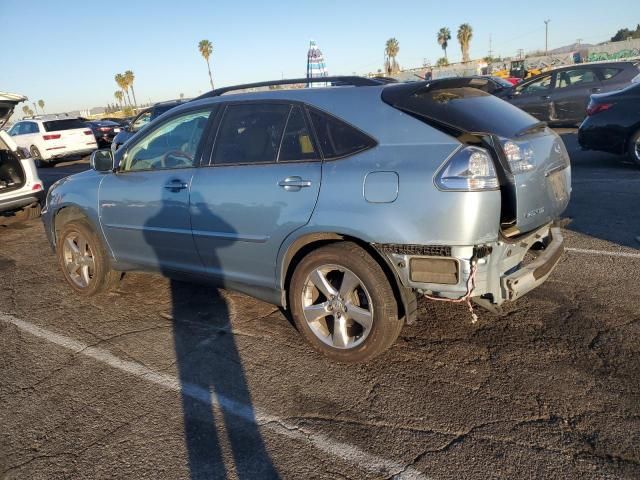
[38,99,45,114]
[384,38,400,74]
[437,27,451,61]
[115,73,131,106]
[124,70,138,109]
[32,102,39,115]
[22,105,29,117]
[457,23,473,62]
[114,91,124,110]
[198,40,214,89]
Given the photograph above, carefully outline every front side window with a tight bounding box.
[556,69,598,89]
[308,109,375,160]
[212,103,290,165]
[518,75,552,95]
[121,110,211,172]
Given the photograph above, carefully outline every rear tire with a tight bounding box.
[289,242,402,363]
[57,219,120,296]
[628,129,640,167]
[30,146,52,168]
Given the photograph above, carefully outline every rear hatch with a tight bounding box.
[43,118,96,151]
[0,92,27,128]
[382,82,571,234]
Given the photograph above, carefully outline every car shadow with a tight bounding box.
[144,188,279,479]
[558,131,640,250]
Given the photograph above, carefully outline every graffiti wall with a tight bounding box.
[587,38,640,62]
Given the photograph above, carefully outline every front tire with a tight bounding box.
[628,129,640,167]
[57,219,120,296]
[289,242,402,363]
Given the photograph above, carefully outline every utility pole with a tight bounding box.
[488,34,493,60]
[544,19,551,55]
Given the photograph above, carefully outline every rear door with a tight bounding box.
[189,102,322,291]
[550,67,602,124]
[508,74,553,121]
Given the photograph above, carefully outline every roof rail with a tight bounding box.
[195,76,388,100]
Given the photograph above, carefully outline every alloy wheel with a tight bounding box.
[301,265,374,349]
[62,231,96,289]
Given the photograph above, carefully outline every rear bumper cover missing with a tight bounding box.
[380,223,564,306]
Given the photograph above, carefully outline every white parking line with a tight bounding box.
[566,247,640,259]
[0,312,427,480]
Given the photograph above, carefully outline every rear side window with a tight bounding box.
[43,119,86,132]
[212,103,290,165]
[600,68,622,80]
[308,109,375,160]
[24,122,39,134]
[278,106,317,162]
[556,69,598,89]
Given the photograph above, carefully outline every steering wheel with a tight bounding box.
[160,150,193,169]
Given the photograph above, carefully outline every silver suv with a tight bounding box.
[43,77,571,362]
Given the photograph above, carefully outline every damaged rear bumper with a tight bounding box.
[378,223,564,306]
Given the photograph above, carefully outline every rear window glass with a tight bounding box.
[308,109,375,160]
[382,83,539,138]
[43,119,86,132]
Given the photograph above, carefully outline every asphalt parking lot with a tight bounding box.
[1,131,639,479]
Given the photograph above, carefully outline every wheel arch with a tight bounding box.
[279,232,416,324]
[52,205,98,246]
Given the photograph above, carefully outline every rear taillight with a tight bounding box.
[32,183,42,191]
[98,127,110,132]
[42,134,61,140]
[84,130,93,135]
[435,146,499,191]
[586,102,613,116]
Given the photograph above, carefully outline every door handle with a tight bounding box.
[278,176,312,191]
[164,179,188,191]
[591,87,601,93]
[541,95,551,100]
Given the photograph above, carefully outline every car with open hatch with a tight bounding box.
[42,76,571,362]
[0,92,44,221]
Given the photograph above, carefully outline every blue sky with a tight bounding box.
[2,0,638,113]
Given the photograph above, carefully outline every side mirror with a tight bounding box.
[90,149,114,172]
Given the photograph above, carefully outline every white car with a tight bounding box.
[1,93,44,220]
[7,115,97,167]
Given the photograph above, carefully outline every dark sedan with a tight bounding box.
[504,62,640,126]
[578,81,640,166]
[84,120,123,148]
[427,75,515,96]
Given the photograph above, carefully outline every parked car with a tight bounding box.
[43,76,571,362]
[7,116,98,167]
[111,100,185,152]
[100,117,131,128]
[0,93,44,221]
[578,81,640,166]
[84,120,123,148]
[504,61,640,126]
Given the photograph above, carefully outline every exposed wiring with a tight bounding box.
[423,259,479,324]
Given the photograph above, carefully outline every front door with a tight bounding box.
[99,108,213,272]
[189,103,322,291]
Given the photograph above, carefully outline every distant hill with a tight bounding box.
[550,42,593,54]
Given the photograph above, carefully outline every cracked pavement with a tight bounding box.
[1,132,639,479]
